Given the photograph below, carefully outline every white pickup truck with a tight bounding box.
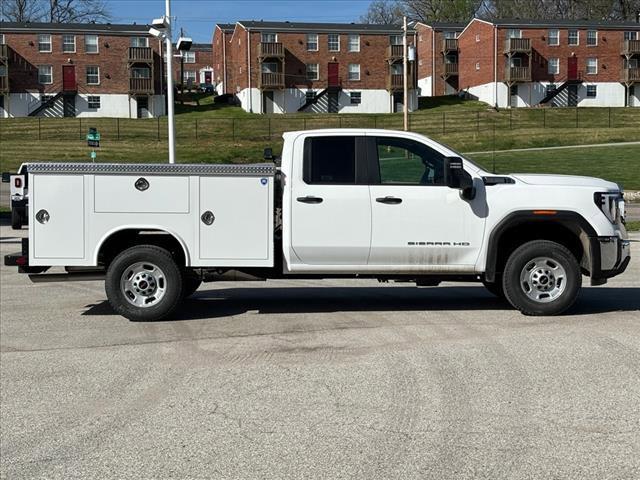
[4,129,630,320]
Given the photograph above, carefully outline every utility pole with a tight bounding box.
[403,16,408,131]
[165,0,176,163]
[180,27,185,101]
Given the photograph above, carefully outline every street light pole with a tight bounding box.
[165,0,176,164]
[403,16,408,132]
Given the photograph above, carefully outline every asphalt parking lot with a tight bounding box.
[1,219,639,479]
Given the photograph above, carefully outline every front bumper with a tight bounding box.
[590,235,631,285]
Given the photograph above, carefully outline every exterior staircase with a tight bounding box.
[28,91,63,116]
[539,74,583,105]
[298,88,329,112]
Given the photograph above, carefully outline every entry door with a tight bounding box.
[568,56,578,81]
[137,96,149,118]
[204,71,212,84]
[62,65,76,92]
[263,90,275,114]
[290,135,371,266]
[367,136,485,268]
[567,84,578,106]
[328,62,339,87]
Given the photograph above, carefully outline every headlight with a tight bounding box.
[594,191,624,225]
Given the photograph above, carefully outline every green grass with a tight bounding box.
[626,221,640,231]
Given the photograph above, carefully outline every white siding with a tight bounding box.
[417,75,433,97]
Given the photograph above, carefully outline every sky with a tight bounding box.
[106,0,375,42]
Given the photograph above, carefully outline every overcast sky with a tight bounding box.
[107,0,375,42]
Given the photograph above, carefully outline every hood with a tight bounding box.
[510,174,620,191]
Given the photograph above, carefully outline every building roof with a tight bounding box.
[415,21,466,30]
[484,18,640,29]
[216,23,236,33]
[238,20,411,34]
[0,21,152,35]
[190,43,212,51]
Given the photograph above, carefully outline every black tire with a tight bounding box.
[105,245,183,321]
[482,275,505,299]
[502,240,581,316]
[182,269,202,299]
[11,208,22,230]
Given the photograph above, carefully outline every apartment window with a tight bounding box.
[443,31,457,39]
[548,29,559,46]
[548,58,559,74]
[624,31,638,41]
[38,34,52,52]
[307,33,318,51]
[586,30,597,46]
[626,57,639,69]
[350,92,361,104]
[390,35,402,45]
[183,51,196,63]
[348,34,360,52]
[306,63,319,81]
[40,94,53,105]
[261,62,278,73]
[38,65,52,84]
[62,34,76,53]
[348,63,360,81]
[261,32,277,43]
[130,37,149,48]
[328,33,340,51]
[568,29,579,45]
[391,63,402,75]
[86,65,99,85]
[183,71,196,84]
[85,35,98,53]
[586,85,597,98]
[546,84,556,95]
[305,90,315,102]
[87,95,101,109]
[586,57,597,74]
[131,67,150,78]
[507,29,522,39]
[475,62,480,70]
[475,34,480,42]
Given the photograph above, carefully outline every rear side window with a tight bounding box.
[304,136,356,184]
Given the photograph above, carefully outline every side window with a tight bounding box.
[375,137,446,185]
[304,137,357,184]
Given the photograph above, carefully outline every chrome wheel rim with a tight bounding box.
[519,256,567,303]
[120,262,167,308]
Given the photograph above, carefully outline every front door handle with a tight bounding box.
[297,196,323,204]
[376,196,403,205]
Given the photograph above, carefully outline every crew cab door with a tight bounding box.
[367,135,485,269]
[289,135,371,266]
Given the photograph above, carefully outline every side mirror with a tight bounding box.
[1,172,10,183]
[264,148,273,161]
[445,157,475,200]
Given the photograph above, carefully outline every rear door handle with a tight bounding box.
[297,196,323,204]
[376,196,403,205]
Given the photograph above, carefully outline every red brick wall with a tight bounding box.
[3,31,162,94]
[172,47,213,84]
[212,26,229,89]
[416,23,433,91]
[227,24,249,93]
[458,19,496,90]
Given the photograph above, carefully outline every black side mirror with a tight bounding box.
[445,157,475,200]
[263,148,274,161]
[1,172,11,183]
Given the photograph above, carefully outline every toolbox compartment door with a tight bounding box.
[94,175,189,214]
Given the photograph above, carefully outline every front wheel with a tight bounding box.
[502,240,581,316]
[105,245,183,321]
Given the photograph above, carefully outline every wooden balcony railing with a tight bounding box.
[504,66,531,82]
[442,38,458,52]
[129,77,153,93]
[0,75,8,92]
[258,42,284,58]
[386,44,403,59]
[504,37,531,53]
[128,47,153,63]
[622,39,640,55]
[0,44,8,60]
[259,72,285,89]
[622,67,640,83]
[387,73,415,90]
[444,63,458,76]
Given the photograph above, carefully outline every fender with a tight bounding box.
[484,210,597,283]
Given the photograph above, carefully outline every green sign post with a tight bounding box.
[87,128,100,161]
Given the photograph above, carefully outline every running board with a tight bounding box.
[29,272,106,283]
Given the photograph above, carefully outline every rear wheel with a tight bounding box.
[11,208,22,230]
[503,240,581,316]
[105,245,183,321]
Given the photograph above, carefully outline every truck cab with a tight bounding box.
[4,129,630,321]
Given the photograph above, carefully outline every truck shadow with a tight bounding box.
[82,286,640,321]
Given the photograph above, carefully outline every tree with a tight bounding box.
[1,0,43,22]
[403,0,485,22]
[360,0,405,24]
[0,0,110,22]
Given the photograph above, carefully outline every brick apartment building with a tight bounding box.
[0,22,165,118]
[458,18,640,108]
[214,20,419,114]
[171,42,214,87]
[212,23,235,95]
[414,22,465,97]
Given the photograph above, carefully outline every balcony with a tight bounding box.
[129,77,153,93]
[504,66,531,82]
[0,75,8,92]
[443,63,458,76]
[259,72,285,89]
[128,47,153,63]
[386,44,403,60]
[387,73,415,91]
[622,39,640,55]
[504,38,531,53]
[258,42,284,59]
[622,67,640,83]
[442,38,458,52]
[0,44,7,61]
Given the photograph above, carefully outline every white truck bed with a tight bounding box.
[27,163,276,268]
